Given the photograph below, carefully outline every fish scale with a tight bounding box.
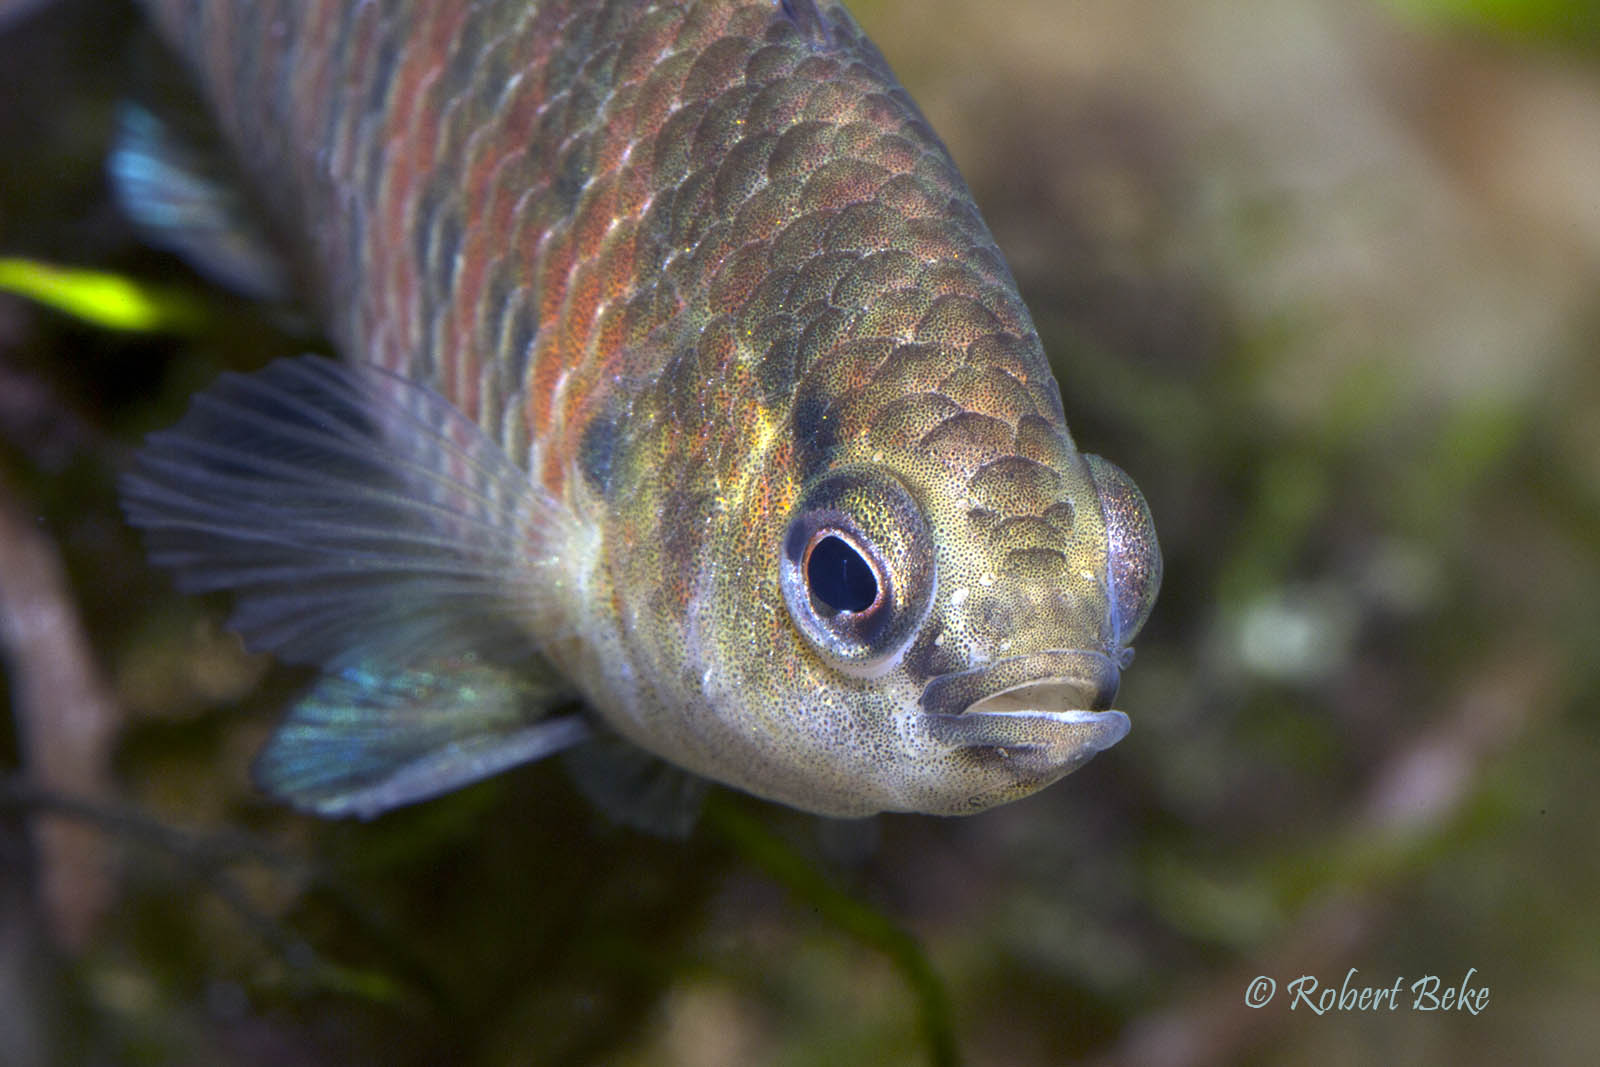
[142,2,1040,476]
[120,0,1161,824]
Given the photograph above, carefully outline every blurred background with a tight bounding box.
[2,0,1597,1063]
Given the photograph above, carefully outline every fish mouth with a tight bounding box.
[920,650,1130,764]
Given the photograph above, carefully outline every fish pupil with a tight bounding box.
[808,534,879,614]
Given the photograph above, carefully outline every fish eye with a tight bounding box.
[780,467,935,677]
[1086,454,1162,648]
[804,532,882,616]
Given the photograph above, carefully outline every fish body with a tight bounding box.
[120,0,1161,825]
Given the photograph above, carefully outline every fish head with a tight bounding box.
[753,403,1161,816]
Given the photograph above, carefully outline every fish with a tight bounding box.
[116,0,1161,833]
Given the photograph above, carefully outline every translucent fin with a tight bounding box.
[562,731,711,838]
[778,0,830,41]
[109,100,289,301]
[119,355,576,671]
[254,658,589,818]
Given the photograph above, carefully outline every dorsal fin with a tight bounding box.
[109,95,290,301]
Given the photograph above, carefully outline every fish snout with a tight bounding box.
[919,650,1129,776]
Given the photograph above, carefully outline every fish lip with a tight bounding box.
[919,650,1130,758]
[919,649,1121,719]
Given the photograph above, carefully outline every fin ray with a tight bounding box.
[254,659,589,818]
[110,101,289,301]
[562,731,711,838]
[120,355,576,670]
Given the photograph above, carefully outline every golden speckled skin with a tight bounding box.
[139,0,1160,816]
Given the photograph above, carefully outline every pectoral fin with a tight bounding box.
[120,355,588,815]
[561,731,711,838]
[120,355,577,671]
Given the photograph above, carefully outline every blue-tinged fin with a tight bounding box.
[110,101,289,302]
[562,731,711,838]
[255,659,589,818]
[120,356,585,816]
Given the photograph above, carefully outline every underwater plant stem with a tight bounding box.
[0,473,121,949]
[703,794,961,1067]
[0,774,440,1007]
